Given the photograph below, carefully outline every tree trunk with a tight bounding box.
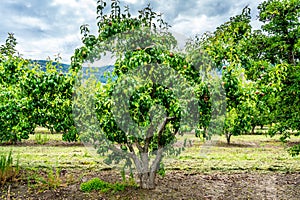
[130,148,163,189]
[225,132,231,144]
[139,171,156,189]
[251,125,255,134]
[203,127,208,139]
[129,118,167,189]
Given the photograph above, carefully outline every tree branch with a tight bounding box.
[150,146,164,173]
[157,116,175,147]
[127,142,135,154]
[108,144,122,154]
[144,123,155,153]
[135,138,144,153]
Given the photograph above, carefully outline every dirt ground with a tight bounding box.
[1,169,299,200]
[1,134,300,199]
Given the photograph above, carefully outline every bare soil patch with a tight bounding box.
[1,169,299,200]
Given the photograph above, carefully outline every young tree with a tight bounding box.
[72,1,213,189]
[256,0,300,155]
[0,33,33,142]
[190,7,258,144]
[0,33,77,143]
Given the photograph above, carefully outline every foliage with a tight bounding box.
[189,7,257,144]
[256,0,300,154]
[199,7,252,70]
[0,33,78,143]
[289,144,300,157]
[22,61,77,141]
[190,0,300,148]
[0,46,36,142]
[222,66,258,143]
[80,177,128,193]
[185,38,224,140]
[0,33,17,57]
[258,0,300,65]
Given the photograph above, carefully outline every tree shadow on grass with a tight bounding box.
[286,141,300,147]
[214,141,257,148]
[0,140,84,147]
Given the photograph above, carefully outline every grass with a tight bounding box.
[164,134,300,172]
[0,132,299,200]
[30,130,62,142]
[34,133,50,145]
[34,127,51,134]
[31,167,62,190]
[0,133,299,173]
[0,145,109,170]
[0,150,19,185]
[0,131,299,200]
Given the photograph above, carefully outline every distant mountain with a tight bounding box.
[81,65,115,83]
[31,60,114,83]
[31,60,70,73]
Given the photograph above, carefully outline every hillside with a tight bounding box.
[31,60,114,83]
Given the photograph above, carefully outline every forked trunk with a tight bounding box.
[129,118,168,189]
[133,148,163,189]
[225,132,232,144]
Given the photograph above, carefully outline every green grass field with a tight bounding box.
[0,132,299,200]
[0,133,299,172]
[166,134,300,172]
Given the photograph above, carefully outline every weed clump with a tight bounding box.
[80,177,127,193]
[0,150,19,185]
[34,133,50,145]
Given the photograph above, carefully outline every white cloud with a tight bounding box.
[18,33,81,62]
[171,14,223,36]
[123,0,144,4]
[13,16,50,31]
[0,0,265,63]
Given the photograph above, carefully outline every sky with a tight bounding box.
[0,0,264,63]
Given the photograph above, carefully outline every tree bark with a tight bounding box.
[128,117,169,189]
[203,127,208,139]
[139,171,156,189]
[226,132,231,144]
[251,125,255,134]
